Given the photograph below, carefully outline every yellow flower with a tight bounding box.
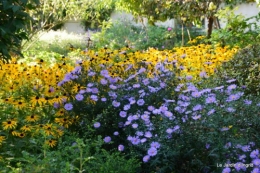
[30,96,44,106]
[45,139,57,148]
[2,119,17,130]
[18,132,26,138]
[0,136,6,145]
[21,125,32,132]
[55,117,72,128]
[13,100,26,109]
[25,114,40,122]
[43,124,56,136]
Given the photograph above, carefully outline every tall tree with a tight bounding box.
[0,0,39,61]
[116,0,255,38]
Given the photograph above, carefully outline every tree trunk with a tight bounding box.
[207,16,214,39]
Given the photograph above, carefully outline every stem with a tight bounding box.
[182,22,184,46]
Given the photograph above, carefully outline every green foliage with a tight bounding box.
[91,21,204,50]
[1,133,140,173]
[116,0,250,37]
[81,0,115,30]
[0,0,39,61]
[209,7,260,48]
[214,43,260,96]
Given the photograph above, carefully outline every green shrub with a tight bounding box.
[91,21,204,51]
[1,133,140,173]
[215,43,260,95]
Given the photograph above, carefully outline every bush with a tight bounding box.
[214,43,260,96]
[1,133,140,173]
[91,21,204,51]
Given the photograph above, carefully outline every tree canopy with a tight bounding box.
[0,0,39,61]
[116,0,257,38]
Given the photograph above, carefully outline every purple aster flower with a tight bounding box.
[124,121,131,126]
[133,83,141,88]
[166,128,173,134]
[87,83,94,88]
[160,82,166,88]
[132,123,138,129]
[143,155,150,162]
[108,91,117,99]
[118,144,124,151]
[186,75,193,80]
[104,136,111,143]
[113,131,119,135]
[142,78,150,85]
[226,107,235,113]
[239,154,246,161]
[112,100,120,107]
[123,104,131,111]
[173,125,180,132]
[151,142,160,149]
[91,88,99,94]
[100,78,108,85]
[109,84,117,90]
[164,111,173,118]
[137,99,145,106]
[252,168,260,173]
[222,167,231,173]
[226,94,240,102]
[88,71,96,76]
[90,95,98,101]
[75,94,84,101]
[131,136,141,145]
[64,103,73,111]
[144,131,152,138]
[205,96,216,104]
[221,127,229,132]
[257,103,260,107]
[100,69,109,77]
[252,159,260,166]
[244,99,252,105]
[249,142,255,147]
[148,147,157,156]
[214,86,224,90]
[225,142,232,148]
[141,138,147,143]
[191,91,201,98]
[226,79,236,83]
[159,105,168,112]
[192,114,201,120]
[101,97,107,102]
[207,109,215,116]
[206,143,210,149]
[118,122,124,128]
[241,145,251,152]
[200,71,208,78]
[148,86,157,93]
[227,84,237,90]
[86,88,92,93]
[94,122,101,128]
[128,97,136,105]
[148,106,155,111]
[152,109,161,115]
[119,111,127,118]
[250,149,259,159]
[53,102,60,109]
[136,131,144,136]
[138,67,146,74]
[234,162,247,172]
[192,104,203,111]
[141,114,150,122]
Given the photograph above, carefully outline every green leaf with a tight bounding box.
[12,5,20,13]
